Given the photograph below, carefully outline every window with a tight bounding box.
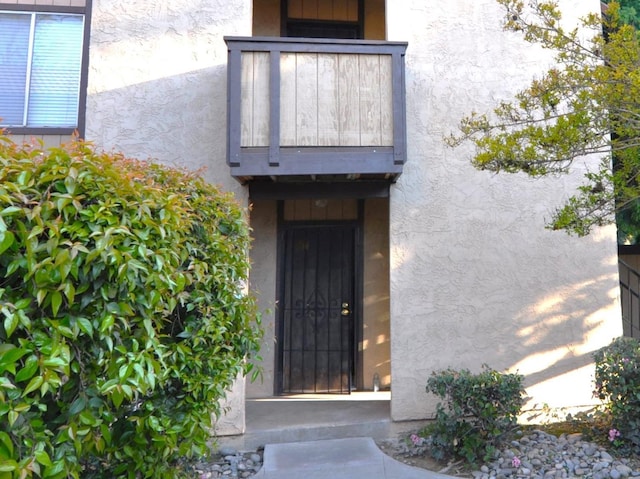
[0,11,84,129]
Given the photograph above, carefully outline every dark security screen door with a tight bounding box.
[279,224,355,394]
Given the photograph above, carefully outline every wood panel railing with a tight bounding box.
[225,36,408,180]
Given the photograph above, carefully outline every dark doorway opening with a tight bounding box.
[277,223,358,394]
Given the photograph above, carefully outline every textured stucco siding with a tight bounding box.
[84,0,252,434]
[246,200,278,398]
[387,0,622,421]
[6,135,74,148]
[85,0,248,200]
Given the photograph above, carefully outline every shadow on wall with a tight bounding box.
[511,269,620,414]
[390,221,621,419]
[85,63,233,189]
[85,0,244,191]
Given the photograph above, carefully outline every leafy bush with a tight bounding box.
[0,136,262,478]
[424,366,525,465]
[594,336,640,452]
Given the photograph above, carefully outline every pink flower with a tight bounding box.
[512,456,521,468]
[410,434,424,446]
[608,429,621,442]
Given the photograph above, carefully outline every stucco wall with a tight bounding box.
[85,0,252,435]
[363,198,391,390]
[6,135,74,148]
[387,0,622,421]
[85,0,248,200]
[246,199,278,398]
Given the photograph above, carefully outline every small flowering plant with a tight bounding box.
[410,433,426,447]
[608,428,623,448]
[609,428,621,442]
[594,337,640,453]
[511,456,521,468]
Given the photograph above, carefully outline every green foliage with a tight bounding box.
[424,366,525,465]
[0,136,262,478]
[447,1,640,239]
[594,337,640,453]
[606,0,640,29]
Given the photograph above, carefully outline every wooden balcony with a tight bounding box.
[225,36,408,183]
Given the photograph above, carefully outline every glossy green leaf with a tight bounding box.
[2,313,19,339]
[0,432,13,459]
[22,376,44,396]
[0,460,17,472]
[76,317,93,336]
[34,450,52,467]
[0,347,27,374]
[41,459,65,478]
[111,388,124,408]
[99,314,114,333]
[0,231,14,255]
[68,396,86,416]
[50,291,62,317]
[15,356,39,383]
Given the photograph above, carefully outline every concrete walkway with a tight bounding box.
[252,437,456,479]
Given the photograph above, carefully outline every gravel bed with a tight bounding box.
[188,430,640,479]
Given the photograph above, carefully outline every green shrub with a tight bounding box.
[0,136,262,478]
[424,365,525,465]
[594,336,640,452]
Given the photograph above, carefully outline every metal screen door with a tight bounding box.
[279,224,355,394]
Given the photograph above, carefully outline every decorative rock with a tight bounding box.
[197,428,640,479]
[618,465,634,477]
[218,447,237,456]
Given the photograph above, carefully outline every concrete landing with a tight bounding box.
[216,392,432,451]
[253,437,455,479]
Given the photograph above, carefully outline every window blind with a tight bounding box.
[0,12,84,128]
[0,13,30,125]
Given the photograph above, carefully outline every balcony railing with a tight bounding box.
[224,36,408,181]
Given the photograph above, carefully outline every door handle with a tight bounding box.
[341,302,350,316]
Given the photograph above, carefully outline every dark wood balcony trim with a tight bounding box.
[229,146,402,177]
[225,36,408,180]
[249,181,390,200]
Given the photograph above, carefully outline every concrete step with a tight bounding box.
[214,393,431,451]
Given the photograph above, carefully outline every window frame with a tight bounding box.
[0,2,91,137]
[280,0,364,39]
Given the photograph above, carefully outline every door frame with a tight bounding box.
[274,200,364,394]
